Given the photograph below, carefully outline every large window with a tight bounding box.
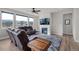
[2,12,13,28]
[16,15,28,27]
[0,12,34,28]
[29,18,34,26]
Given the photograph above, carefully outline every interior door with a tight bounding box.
[63,13,72,35]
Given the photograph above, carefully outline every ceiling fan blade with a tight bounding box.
[32,8,40,14]
[36,10,40,12]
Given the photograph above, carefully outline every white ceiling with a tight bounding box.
[12,8,67,13]
[11,8,72,17]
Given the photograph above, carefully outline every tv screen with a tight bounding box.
[40,18,50,25]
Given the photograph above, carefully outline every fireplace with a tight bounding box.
[40,25,50,35]
[42,28,48,34]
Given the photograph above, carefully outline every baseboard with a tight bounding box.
[63,34,73,36]
[0,36,9,40]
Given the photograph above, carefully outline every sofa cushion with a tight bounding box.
[26,30,37,35]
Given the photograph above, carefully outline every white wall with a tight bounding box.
[51,9,73,36]
[33,16,39,30]
[73,8,79,42]
[39,12,51,19]
[51,12,63,35]
[0,29,9,40]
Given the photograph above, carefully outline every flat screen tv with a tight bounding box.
[40,18,50,25]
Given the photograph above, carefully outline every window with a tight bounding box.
[29,18,34,26]
[1,12,34,28]
[16,15,28,27]
[2,12,13,28]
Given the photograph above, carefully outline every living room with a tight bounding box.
[0,8,79,51]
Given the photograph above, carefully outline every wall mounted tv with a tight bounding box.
[40,18,50,25]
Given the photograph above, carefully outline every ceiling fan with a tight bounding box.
[32,8,40,14]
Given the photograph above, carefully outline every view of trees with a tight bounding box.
[2,19,34,28]
[16,20,28,27]
[2,20,13,27]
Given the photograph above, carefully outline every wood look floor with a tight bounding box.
[0,39,20,51]
[0,35,79,51]
[63,35,79,51]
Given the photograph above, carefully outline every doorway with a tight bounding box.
[63,13,72,36]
